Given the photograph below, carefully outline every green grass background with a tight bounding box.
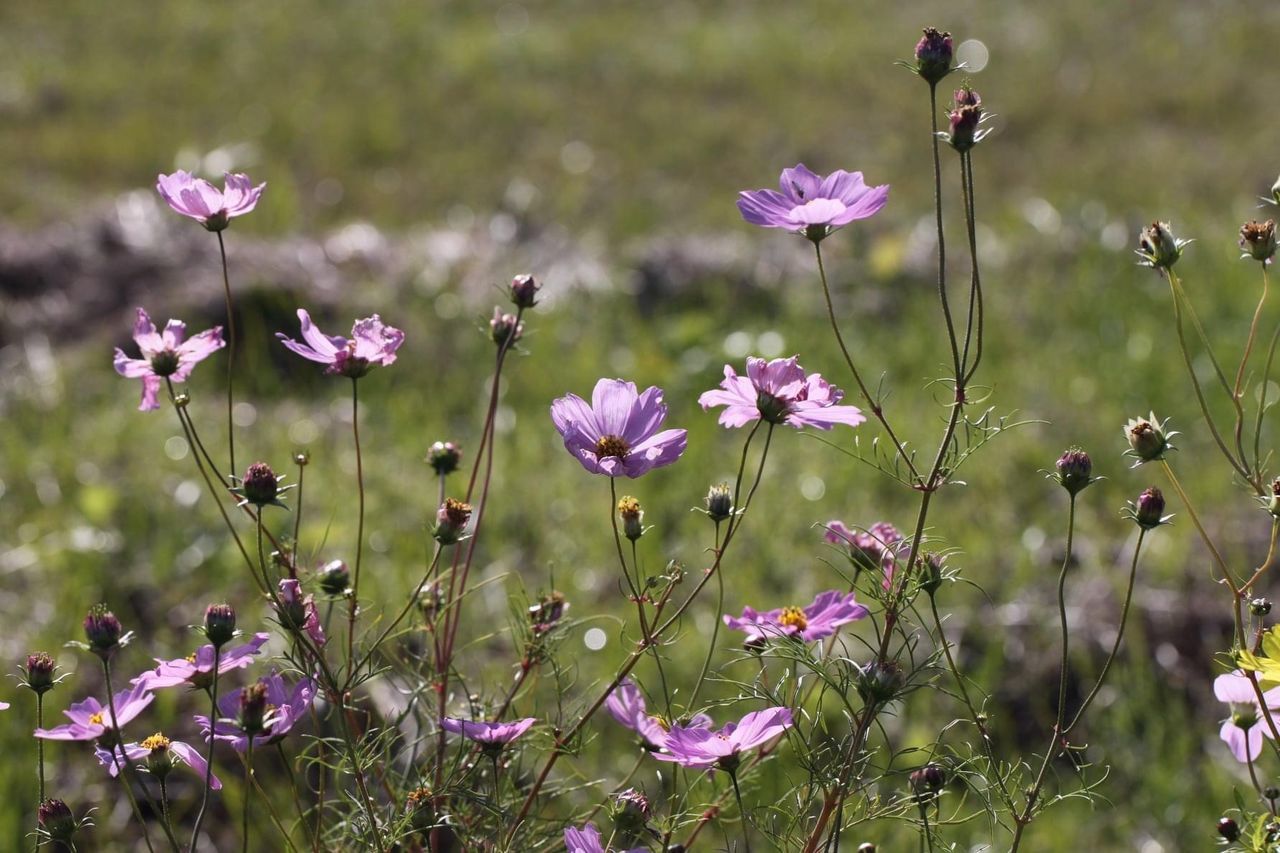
[4,1,1280,849]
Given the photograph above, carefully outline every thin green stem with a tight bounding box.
[190,646,221,851]
[608,478,670,718]
[243,739,254,853]
[1234,263,1270,472]
[928,82,961,377]
[217,230,236,480]
[730,771,752,853]
[102,661,158,853]
[158,779,173,841]
[1159,459,1236,587]
[687,521,725,710]
[959,152,985,384]
[1253,264,1277,477]
[347,377,364,672]
[290,457,305,579]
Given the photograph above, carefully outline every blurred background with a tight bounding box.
[4,1,1280,849]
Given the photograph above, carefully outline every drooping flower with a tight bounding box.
[276,580,325,647]
[199,673,317,752]
[737,164,888,243]
[700,357,865,431]
[724,591,869,646]
[605,679,710,751]
[156,171,265,232]
[93,733,222,788]
[654,707,793,771]
[113,308,226,411]
[550,379,688,478]
[824,520,905,589]
[439,716,536,749]
[35,683,155,741]
[1214,670,1280,762]
[133,633,269,692]
[277,309,405,378]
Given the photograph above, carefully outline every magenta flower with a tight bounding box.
[654,707,793,770]
[277,309,405,378]
[824,520,905,589]
[1215,670,1280,762]
[606,679,711,751]
[156,170,265,231]
[699,357,865,430]
[737,164,888,242]
[724,591,869,646]
[93,734,222,789]
[35,683,155,741]
[113,308,226,411]
[133,632,269,692]
[550,379,688,478]
[440,716,536,748]
[563,823,646,853]
[277,579,326,647]
[199,673,316,752]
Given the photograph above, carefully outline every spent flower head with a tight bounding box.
[156,170,265,231]
[551,379,687,478]
[1123,413,1176,465]
[277,309,405,378]
[703,483,734,522]
[113,308,225,411]
[1241,219,1277,264]
[1136,221,1190,270]
[941,87,991,152]
[737,164,889,243]
[434,498,473,544]
[617,496,645,541]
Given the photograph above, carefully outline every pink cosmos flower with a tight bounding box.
[133,633,270,692]
[35,683,155,741]
[93,734,222,789]
[724,590,869,646]
[605,679,711,751]
[277,579,325,647]
[737,164,888,242]
[550,379,688,478]
[563,823,646,853]
[156,171,265,231]
[824,520,905,589]
[199,673,316,752]
[699,357,865,430]
[1215,670,1280,762]
[277,309,405,378]
[440,716,536,747]
[654,707,793,770]
[113,308,226,411]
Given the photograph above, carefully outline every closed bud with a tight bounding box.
[1217,816,1240,841]
[1269,478,1280,517]
[618,496,644,541]
[38,799,77,843]
[857,846,877,853]
[953,84,980,107]
[293,450,310,467]
[705,483,733,522]
[919,552,945,596]
[1252,597,1273,616]
[611,788,653,845]
[510,273,541,309]
[1133,487,1167,530]
[434,498,473,545]
[1240,220,1277,263]
[239,683,269,736]
[318,560,351,597]
[23,652,57,694]
[1267,786,1280,801]
[914,27,954,84]
[910,763,946,803]
[856,660,905,705]
[1136,221,1188,269]
[489,307,524,346]
[946,103,983,152]
[84,604,123,658]
[1054,447,1094,495]
[1123,413,1174,464]
[237,461,284,507]
[204,603,237,647]
[427,441,462,476]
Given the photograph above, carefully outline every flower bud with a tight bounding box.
[419,582,444,623]
[1241,220,1278,263]
[617,496,644,541]
[953,85,980,107]
[489,307,524,347]
[427,441,462,477]
[23,652,57,695]
[1054,447,1094,496]
[611,788,653,845]
[857,845,877,853]
[704,483,733,522]
[919,552,944,596]
[914,27,953,84]
[947,103,983,152]
[239,461,282,507]
[434,498,473,545]
[510,274,541,309]
[204,603,237,648]
[37,799,77,843]
[1252,597,1273,616]
[84,604,123,658]
[910,763,946,803]
[1124,414,1173,464]
[528,591,568,635]
[142,733,175,778]
[1136,221,1187,270]
[856,660,905,705]
[239,682,269,736]
[1133,487,1167,530]
[293,450,311,467]
[318,559,351,597]
[1218,816,1240,841]
[1267,785,1280,801]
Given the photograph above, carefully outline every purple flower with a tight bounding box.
[440,716,536,747]
[133,633,270,692]
[113,308,226,411]
[724,591,869,646]
[277,309,405,378]
[563,823,647,853]
[550,379,688,478]
[93,733,222,789]
[737,164,888,242]
[199,672,316,751]
[277,579,326,647]
[156,170,265,231]
[699,357,865,430]
[1215,670,1280,762]
[35,683,155,741]
[824,520,905,589]
[654,707,793,770]
[606,679,710,751]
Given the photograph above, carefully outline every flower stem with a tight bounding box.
[101,661,159,853]
[730,770,752,853]
[928,82,961,377]
[687,520,725,711]
[347,377,364,671]
[217,230,236,480]
[190,646,221,851]
[243,738,254,853]
[1159,459,1235,587]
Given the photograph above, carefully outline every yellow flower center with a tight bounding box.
[141,733,171,752]
[649,714,671,732]
[89,712,104,726]
[779,606,808,631]
[595,434,630,459]
[185,652,198,663]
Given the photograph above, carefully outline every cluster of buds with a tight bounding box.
[703,482,734,522]
[1127,487,1170,530]
[1051,447,1096,496]
[489,308,524,347]
[1241,219,1277,264]
[434,498,473,545]
[427,440,462,477]
[318,559,351,597]
[233,461,291,509]
[943,84,988,152]
[203,603,237,648]
[912,27,954,85]
[617,496,645,541]
[1123,413,1175,466]
[1135,221,1190,270]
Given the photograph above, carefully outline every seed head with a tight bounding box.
[434,498,473,545]
[617,496,644,541]
[1136,221,1189,270]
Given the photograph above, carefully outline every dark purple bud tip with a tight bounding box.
[914,27,954,84]
[1134,487,1166,530]
[947,104,983,152]
[239,682,269,736]
[427,441,462,477]
[510,273,541,309]
[1055,447,1094,495]
[1218,816,1240,841]
[611,788,653,842]
[240,461,281,506]
[318,559,351,597]
[24,652,57,694]
[528,591,568,631]
[83,604,122,655]
[954,85,981,107]
[38,799,76,842]
[204,603,237,647]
